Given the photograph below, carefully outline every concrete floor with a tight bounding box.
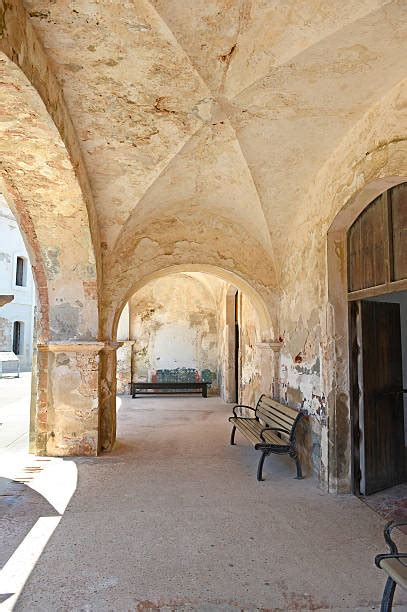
[1,392,407,610]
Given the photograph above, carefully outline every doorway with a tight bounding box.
[350,294,406,495]
[348,183,407,495]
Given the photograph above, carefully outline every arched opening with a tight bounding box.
[327,179,407,495]
[111,264,274,343]
[0,48,100,457]
[101,268,273,451]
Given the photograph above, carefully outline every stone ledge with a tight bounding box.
[37,342,105,353]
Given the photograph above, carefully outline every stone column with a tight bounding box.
[99,341,123,453]
[256,341,282,400]
[33,342,104,456]
[116,340,135,394]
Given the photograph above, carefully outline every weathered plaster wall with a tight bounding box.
[215,284,231,402]
[129,274,224,392]
[277,80,407,489]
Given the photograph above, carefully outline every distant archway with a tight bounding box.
[112,264,274,343]
[99,265,276,452]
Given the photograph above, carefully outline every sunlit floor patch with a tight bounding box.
[0,451,77,515]
[0,451,78,610]
[0,516,61,611]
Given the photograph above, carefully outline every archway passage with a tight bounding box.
[110,271,277,448]
[347,183,407,495]
[0,44,100,457]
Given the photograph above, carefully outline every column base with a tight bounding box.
[32,342,104,456]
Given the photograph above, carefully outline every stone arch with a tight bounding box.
[99,263,277,453]
[112,264,274,343]
[0,1,102,290]
[0,51,99,342]
[0,49,102,456]
[101,206,278,346]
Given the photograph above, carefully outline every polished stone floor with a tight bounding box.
[1,391,407,611]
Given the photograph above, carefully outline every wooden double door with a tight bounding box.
[350,300,406,495]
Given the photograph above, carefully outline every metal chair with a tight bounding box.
[375,521,407,611]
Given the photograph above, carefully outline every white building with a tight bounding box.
[0,196,35,370]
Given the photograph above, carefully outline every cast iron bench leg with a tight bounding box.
[230,425,236,445]
[381,577,396,612]
[257,450,268,481]
[202,384,207,398]
[290,449,303,479]
[294,455,303,479]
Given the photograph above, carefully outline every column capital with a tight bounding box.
[102,341,124,352]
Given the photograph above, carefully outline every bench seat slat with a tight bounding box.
[257,406,294,423]
[259,396,299,418]
[257,411,293,430]
[230,417,289,447]
[257,402,296,426]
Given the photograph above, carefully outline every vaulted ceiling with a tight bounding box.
[4,1,407,331]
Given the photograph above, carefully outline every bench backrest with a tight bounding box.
[255,395,303,442]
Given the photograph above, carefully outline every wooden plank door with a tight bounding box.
[359,300,406,495]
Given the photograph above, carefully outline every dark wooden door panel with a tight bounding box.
[348,194,387,292]
[360,300,405,495]
[391,183,407,281]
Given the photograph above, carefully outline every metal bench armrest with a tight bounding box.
[375,553,407,569]
[383,521,407,554]
[233,405,256,417]
[259,426,290,443]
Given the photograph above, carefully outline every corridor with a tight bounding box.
[7,396,407,611]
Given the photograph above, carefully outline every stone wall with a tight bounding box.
[129,274,223,393]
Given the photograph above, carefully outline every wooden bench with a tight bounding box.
[375,521,407,611]
[132,381,209,398]
[228,394,305,481]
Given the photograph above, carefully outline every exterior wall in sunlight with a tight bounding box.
[0,201,35,370]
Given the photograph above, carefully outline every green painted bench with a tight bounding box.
[375,521,407,611]
[228,394,305,481]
